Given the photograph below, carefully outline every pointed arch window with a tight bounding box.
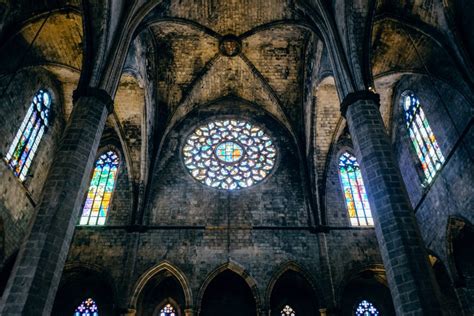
[355,300,379,316]
[5,89,51,181]
[74,298,99,316]
[401,92,445,184]
[281,305,296,316]
[159,303,176,316]
[339,152,373,226]
[79,151,119,226]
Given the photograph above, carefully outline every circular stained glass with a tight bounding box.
[183,119,276,190]
[215,141,243,163]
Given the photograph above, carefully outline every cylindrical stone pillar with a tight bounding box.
[341,91,442,315]
[0,89,113,315]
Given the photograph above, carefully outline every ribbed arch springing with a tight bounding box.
[80,151,120,226]
[401,92,445,184]
[5,89,51,181]
[338,152,373,226]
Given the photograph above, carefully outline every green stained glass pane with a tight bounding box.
[79,151,119,226]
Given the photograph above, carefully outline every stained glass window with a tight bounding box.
[183,119,276,190]
[339,152,373,226]
[80,151,119,226]
[74,298,99,316]
[355,300,379,316]
[401,92,445,184]
[281,305,296,316]
[5,89,51,181]
[159,303,176,316]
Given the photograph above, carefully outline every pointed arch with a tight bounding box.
[196,261,262,314]
[53,264,117,316]
[266,262,320,316]
[337,265,394,316]
[130,261,193,310]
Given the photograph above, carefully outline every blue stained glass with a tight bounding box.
[79,151,119,226]
[5,90,51,181]
[74,298,99,316]
[401,92,444,184]
[339,152,373,226]
[355,300,379,316]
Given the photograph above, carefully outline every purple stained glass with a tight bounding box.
[74,298,99,316]
[339,152,373,226]
[80,151,119,226]
[5,90,51,181]
[401,92,445,184]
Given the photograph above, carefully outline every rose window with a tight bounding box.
[183,119,276,190]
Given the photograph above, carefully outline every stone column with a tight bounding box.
[0,88,113,315]
[341,91,442,315]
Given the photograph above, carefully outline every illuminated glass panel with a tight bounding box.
[281,305,296,316]
[183,119,276,190]
[160,303,176,316]
[215,141,243,163]
[355,300,379,316]
[80,151,119,226]
[339,152,373,226]
[401,92,445,184]
[5,89,51,181]
[74,298,99,316]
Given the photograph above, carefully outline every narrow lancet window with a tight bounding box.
[355,300,379,316]
[74,298,99,316]
[281,305,296,316]
[160,303,176,316]
[80,151,119,226]
[401,92,445,184]
[339,152,373,226]
[5,89,51,181]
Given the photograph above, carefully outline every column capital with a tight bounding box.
[73,87,114,114]
[340,90,380,118]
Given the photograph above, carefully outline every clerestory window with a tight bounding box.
[401,91,445,185]
[339,152,373,226]
[5,89,51,181]
[79,150,119,226]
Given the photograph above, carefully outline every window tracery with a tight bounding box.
[159,303,176,316]
[401,92,445,184]
[281,305,296,316]
[183,119,276,190]
[355,300,379,316]
[79,151,119,226]
[339,152,373,226]
[5,89,51,181]
[74,298,99,316]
